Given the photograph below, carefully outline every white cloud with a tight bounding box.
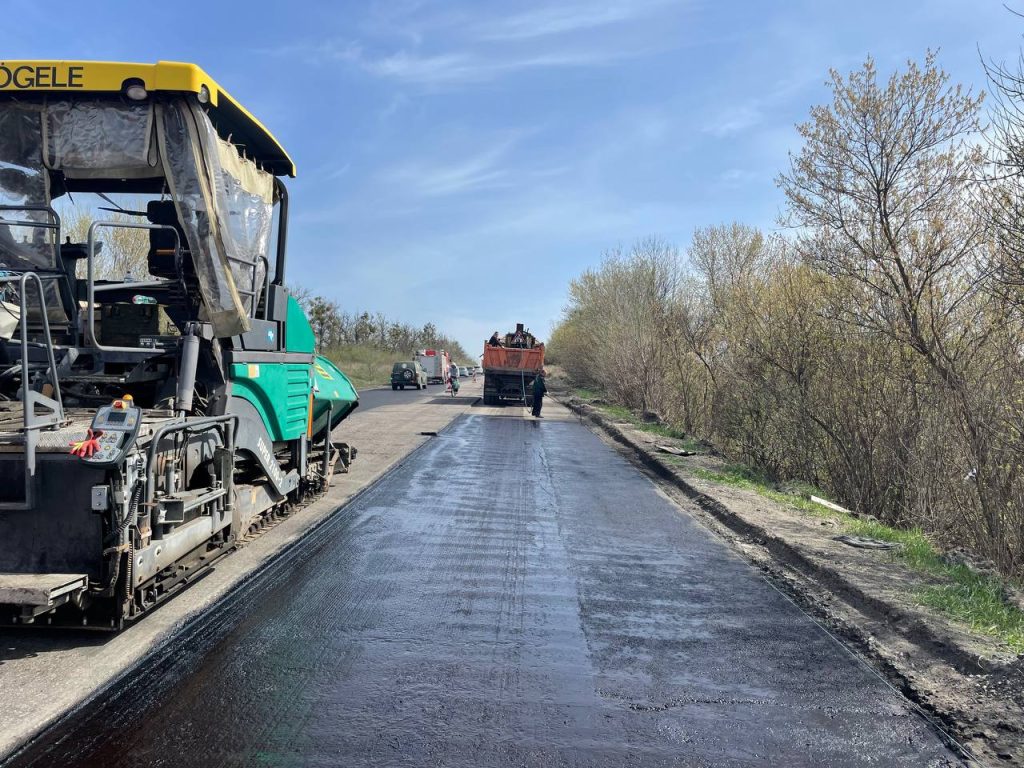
[361,47,641,86]
[262,1,681,88]
[477,0,676,42]
[378,134,522,197]
[702,75,821,138]
[703,103,764,137]
[378,93,410,123]
[715,168,758,188]
[325,163,352,181]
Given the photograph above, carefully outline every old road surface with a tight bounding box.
[6,407,961,767]
[357,382,443,412]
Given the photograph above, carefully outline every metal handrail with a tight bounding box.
[0,271,67,511]
[225,252,271,319]
[0,204,60,227]
[0,218,59,229]
[144,414,238,537]
[86,220,181,353]
[2,272,66,417]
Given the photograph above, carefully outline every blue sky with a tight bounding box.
[3,0,1023,352]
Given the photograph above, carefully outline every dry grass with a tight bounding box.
[322,345,400,390]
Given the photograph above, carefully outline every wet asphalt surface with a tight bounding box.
[7,415,959,767]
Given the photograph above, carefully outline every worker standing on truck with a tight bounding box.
[531,369,547,418]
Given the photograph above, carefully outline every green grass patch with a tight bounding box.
[585,400,700,445]
[568,385,704,448]
[693,465,822,515]
[917,580,1024,653]
[635,422,694,442]
[598,403,634,421]
[693,463,1024,651]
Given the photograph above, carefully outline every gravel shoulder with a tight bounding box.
[557,393,1024,766]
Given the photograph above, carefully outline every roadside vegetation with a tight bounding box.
[291,288,472,389]
[549,50,1024,590]
[320,344,404,390]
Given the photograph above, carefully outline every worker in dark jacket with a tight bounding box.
[488,332,502,347]
[531,370,547,418]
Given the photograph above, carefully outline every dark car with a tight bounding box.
[391,361,427,390]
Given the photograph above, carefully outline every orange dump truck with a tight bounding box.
[482,323,545,406]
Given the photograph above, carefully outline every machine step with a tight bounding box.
[0,572,88,607]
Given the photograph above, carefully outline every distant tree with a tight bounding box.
[287,283,314,311]
[420,322,439,347]
[564,238,681,412]
[307,297,343,348]
[353,312,375,344]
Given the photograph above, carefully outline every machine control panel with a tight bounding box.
[73,397,143,467]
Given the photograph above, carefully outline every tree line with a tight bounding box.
[549,52,1024,577]
[291,287,471,362]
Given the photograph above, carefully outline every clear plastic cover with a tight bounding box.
[205,126,273,317]
[0,103,56,271]
[157,99,249,337]
[45,100,158,178]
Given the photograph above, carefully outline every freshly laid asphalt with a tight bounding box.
[7,413,960,767]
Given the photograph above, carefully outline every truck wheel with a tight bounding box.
[392,384,397,391]
[400,385,405,390]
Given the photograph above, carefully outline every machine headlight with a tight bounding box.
[125,83,148,101]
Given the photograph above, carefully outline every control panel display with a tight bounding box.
[74,399,142,467]
[105,410,128,425]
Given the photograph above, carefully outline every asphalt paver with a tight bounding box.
[6,415,960,767]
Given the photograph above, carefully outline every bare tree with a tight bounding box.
[778,53,987,377]
[775,54,1024,563]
